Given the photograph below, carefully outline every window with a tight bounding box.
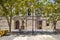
[21,20,24,29]
[15,20,19,29]
[46,21,49,26]
[39,21,42,25]
[38,21,42,29]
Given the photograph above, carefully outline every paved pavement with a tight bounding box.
[0,34,60,40]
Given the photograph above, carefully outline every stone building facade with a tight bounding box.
[0,14,60,32]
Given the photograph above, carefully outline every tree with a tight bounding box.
[0,0,58,33]
[49,0,60,30]
[0,0,42,33]
[42,1,60,31]
[55,0,60,4]
[0,0,15,33]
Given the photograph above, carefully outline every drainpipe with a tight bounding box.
[26,16,27,31]
[32,13,34,35]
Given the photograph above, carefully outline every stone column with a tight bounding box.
[11,20,15,30]
[34,17,36,31]
[42,20,46,30]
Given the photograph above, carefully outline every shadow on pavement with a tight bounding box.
[10,31,60,35]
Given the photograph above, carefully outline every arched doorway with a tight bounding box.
[15,20,20,29]
[38,21,42,29]
[21,20,24,30]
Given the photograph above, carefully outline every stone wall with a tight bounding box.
[0,16,60,31]
[56,21,60,29]
[0,19,9,30]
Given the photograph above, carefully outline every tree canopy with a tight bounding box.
[0,0,60,32]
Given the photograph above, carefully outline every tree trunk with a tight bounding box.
[9,23,11,33]
[8,3,13,33]
[53,21,57,31]
[6,12,12,33]
[6,18,12,33]
[0,1,13,33]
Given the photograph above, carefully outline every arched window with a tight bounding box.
[38,21,42,29]
[21,20,24,29]
[46,21,49,26]
[15,20,20,29]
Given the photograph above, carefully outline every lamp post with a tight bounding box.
[32,12,34,35]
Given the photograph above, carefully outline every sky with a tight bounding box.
[50,0,54,2]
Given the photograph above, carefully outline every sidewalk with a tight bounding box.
[11,29,59,35]
[0,34,60,40]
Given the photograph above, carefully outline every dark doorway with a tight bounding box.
[38,21,42,29]
[21,20,24,30]
[15,20,20,29]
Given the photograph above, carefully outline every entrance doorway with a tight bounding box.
[38,21,42,29]
[15,20,20,29]
[21,20,24,30]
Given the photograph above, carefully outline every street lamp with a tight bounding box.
[32,13,34,35]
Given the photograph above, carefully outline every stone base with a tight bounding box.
[55,29,60,33]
